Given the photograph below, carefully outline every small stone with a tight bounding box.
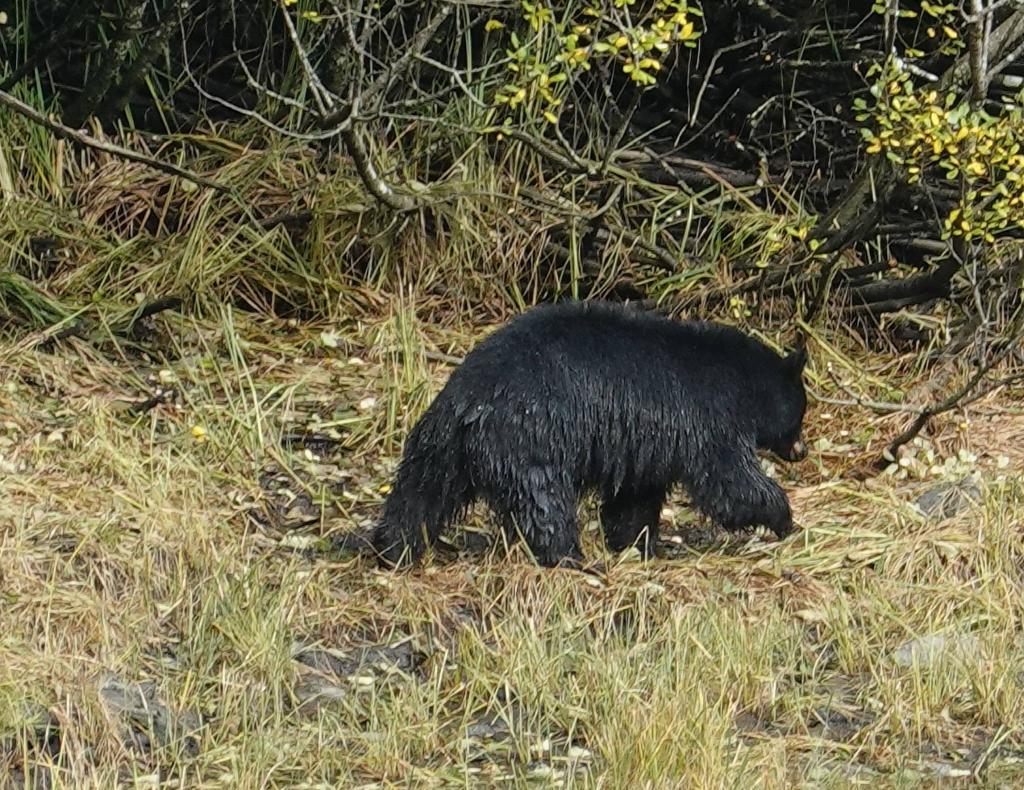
[320,330,342,348]
[279,533,318,550]
[294,676,345,714]
[919,760,972,778]
[892,633,981,668]
[914,478,981,519]
[527,762,555,779]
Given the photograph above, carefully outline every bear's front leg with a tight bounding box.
[687,444,794,540]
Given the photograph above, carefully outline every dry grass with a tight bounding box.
[2,109,1023,787]
[1,302,1023,789]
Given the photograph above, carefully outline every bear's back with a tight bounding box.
[466,300,773,376]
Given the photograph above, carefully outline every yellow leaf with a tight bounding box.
[543,111,558,123]
[485,19,505,32]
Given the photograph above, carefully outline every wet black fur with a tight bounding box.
[373,301,809,568]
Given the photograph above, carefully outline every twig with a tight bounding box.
[302,6,452,212]
[392,347,464,366]
[128,389,178,415]
[501,128,583,173]
[818,370,913,414]
[600,90,642,177]
[127,297,184,337]
[940,7,1024,93]
[813,393,914,414]
[802,251,845,325]
[0,88,231,193]
[340,119,417,212]
[320,3,454,130]
[967,0,991,108]
[279,1,335,114]
[875,325,1024,468]
[425,349,464,366]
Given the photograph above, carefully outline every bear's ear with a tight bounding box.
[783,337,808,376]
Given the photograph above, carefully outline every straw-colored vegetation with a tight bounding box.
[2,119,1023,788]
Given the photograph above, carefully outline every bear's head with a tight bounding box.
[756,344,809,463]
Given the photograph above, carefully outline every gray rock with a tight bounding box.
[914,478,981,519]
[465,713,513,742]
[293,676,346,715]
[96,673,201,756]
[891,633,981,668]
[293,638,424,679]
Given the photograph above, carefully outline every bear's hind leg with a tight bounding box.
[600,488,665,559]
[688,445,794,539]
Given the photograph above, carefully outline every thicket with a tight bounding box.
[1,1,1022,394]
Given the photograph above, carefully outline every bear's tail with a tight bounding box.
[372,404,472,568]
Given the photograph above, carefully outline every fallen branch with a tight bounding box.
[0,89,231,193]
[127,297,184,338]
[875,322,1024,468]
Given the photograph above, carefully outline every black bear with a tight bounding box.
[373,301,809,569]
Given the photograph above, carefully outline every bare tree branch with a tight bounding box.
[279,2,335,115]
[967,0,991,108]
[0,88,231,193]
[940,7,1024,92]
[875,320,1024,468]
[340,115,417,212]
